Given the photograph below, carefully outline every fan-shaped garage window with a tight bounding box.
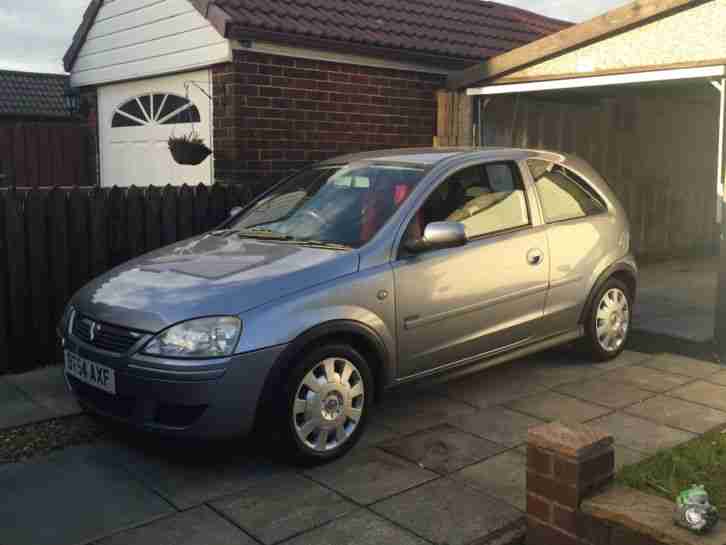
[111,93,201,128]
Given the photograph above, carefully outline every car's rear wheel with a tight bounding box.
[282,343,373,464]
[583,277,631,361]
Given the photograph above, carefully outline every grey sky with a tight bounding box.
[0,0,630,75]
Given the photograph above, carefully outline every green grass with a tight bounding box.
[617,427,726,511]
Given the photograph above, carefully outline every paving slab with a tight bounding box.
[95,506,255,545]
[437,363,552,408]
[98,439,289,510]
[588,412,696,454]
[598,365,694,393]
[372,392,476,434]
[593,351,653,370]
[370,477,523,545]
[670,380,726,413]
[505,391,612,424]
[555,378,655,409]
[636,313,714,343]
[379,424,506,474]
[450,449,527,510]
[0,378,57,430]
[304,447,437,505]
[642,353,721,379]
[705,370,726,386]
[211,473,356,545]
[6,366,80,417]
[449,407,544,447]
[624,395,726,434]
[0,444,174,545]
[281,510,428,545]
[359,421,400,447]
[615,445,646,471]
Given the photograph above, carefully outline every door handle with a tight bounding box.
[527,249,543,266]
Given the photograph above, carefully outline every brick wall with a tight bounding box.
[212,50,445,192]
[526,422,615,545]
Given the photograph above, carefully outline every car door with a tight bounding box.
[525,159,611,335]
[392,160,550,379]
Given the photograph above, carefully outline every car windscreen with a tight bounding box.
[229,163,426,248]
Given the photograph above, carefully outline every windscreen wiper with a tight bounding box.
[292,239,353,250]
[237,229,295,241]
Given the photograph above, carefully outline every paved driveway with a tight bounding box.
[2,349,726,545]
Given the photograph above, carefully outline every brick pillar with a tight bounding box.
[526,422,614,545]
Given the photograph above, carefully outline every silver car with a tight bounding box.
[59,148,636,463]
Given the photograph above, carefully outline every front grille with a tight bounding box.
[72,313,144,353]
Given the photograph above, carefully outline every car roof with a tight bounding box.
[317,147,568,167]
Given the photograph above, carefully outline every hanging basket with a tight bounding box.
[168,138,212,166]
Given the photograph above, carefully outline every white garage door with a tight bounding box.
[98,69,213,187]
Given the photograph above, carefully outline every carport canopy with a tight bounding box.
[466,64,726,226]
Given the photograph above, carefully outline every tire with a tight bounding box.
[583,277,632,361]
[281,343,373,465]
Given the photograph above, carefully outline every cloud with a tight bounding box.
[0,0,631,75]
[0,1,88,73]
[501,0,632,22]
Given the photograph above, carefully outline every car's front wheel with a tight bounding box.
[583,277,632,361]
[283,343,373,464]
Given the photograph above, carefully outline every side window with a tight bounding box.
[528,160,606,223]
[403,161,530,244]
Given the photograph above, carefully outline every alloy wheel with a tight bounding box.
[292,357,365,452]
[595,287,630,352]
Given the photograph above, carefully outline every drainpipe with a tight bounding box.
[712,75,726,362]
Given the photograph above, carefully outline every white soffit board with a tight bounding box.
[238,41,451,75]
[71,0,232,87]
[467,65,726,95]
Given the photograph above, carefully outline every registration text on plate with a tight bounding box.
[64,350,116,395]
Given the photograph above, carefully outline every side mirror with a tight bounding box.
[405,221,467,254]
[229,206,244,218]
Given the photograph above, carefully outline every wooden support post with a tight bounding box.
[714,77,726,362]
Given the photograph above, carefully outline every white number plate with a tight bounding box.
[64,350,116,395]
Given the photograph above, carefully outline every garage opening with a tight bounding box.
[468,67,726,348]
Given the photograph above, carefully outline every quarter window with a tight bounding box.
[528,160,606,223]
[111,93,201,128]
[405,161,530,243]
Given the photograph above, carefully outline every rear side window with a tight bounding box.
[527,160,606,223]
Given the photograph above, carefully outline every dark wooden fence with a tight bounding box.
[0,124,91,188]
[0,183,254,374]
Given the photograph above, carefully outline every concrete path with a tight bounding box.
[0,367,80,429]
[1,349,725,545]
[635,257,717,343]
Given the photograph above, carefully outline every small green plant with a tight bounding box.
[168,129,205,146]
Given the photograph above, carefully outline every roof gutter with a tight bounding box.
[448,0,715,90]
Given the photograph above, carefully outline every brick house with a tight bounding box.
[64,0,568,190]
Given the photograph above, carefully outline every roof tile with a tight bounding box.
[0,70,70,118]
[65,0,570,72]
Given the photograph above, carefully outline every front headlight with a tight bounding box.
[142,317,242,359]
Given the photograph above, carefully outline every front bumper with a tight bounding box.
[62,335,287,439]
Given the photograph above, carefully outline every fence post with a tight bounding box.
[126,186,144,258]
[161,185,178,246]
[89,187,108,276]
[26,188,52,366]
[4,190,28,371]
[0,191,8,371]
[48,188,69,364]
